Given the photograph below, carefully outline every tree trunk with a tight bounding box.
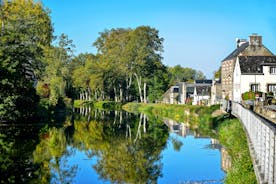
[87,87,92,101]
[114,87,117,102]
[119,85,123,102]
[85,91,88,101]
[134,73,143,102]
[126,124,131,139]
[119,111,122,124]
[143,114,147,133]
[135,114,143,142]
[80,93,83,100]
[126,74,132,102]
[143,82,147,103]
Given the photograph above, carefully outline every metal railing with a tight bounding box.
[228,101,276,184]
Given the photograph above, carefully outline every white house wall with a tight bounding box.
[234,65,276,102]
[233,58,241,102]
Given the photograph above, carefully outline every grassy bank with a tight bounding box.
[218,118,257,184]
[123,102,256,183]
[123,103,219,130]
[74,100,122,110]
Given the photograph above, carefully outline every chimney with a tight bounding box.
[249,33,262,46]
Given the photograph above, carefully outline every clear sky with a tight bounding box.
[40,0,276,78]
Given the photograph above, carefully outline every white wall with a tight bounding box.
[233,64,276,102]
[233,58,241,102]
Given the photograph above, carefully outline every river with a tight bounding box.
[0,109,226,183]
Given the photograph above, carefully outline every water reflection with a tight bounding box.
[161,118,229,183]
[0,108,229,183]
[33,110,169,183]
[0,125,41,183]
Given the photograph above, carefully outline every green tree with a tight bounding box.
[168,65,206,86]
[39,34,75,105]
[214,66,221,80]
[0,0,52,122]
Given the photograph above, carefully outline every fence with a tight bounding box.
[225,100,276,184]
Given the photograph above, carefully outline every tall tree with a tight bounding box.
[0,0,52,122]
[38,34,75,105]
[92,26,166,103]
[129,26,164,103]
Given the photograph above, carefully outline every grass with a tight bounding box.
[218,118,257,184]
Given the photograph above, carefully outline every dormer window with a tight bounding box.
[270,67,276,74]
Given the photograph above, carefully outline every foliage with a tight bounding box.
[71,26,169,103]
[167,65,206,86]
[33,127,77,184]
[123,103,219,130]
[36,82,50,98]
[241,91,262,100]
[40,34,75,105]
[0,0,53,122]
[214,66,221,80]
[72,112,169,183]
[93,101,122,110]
[0,125,43,183]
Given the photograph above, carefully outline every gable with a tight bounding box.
[240,45,273,56]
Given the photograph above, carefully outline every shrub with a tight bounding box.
[242,91,262,100]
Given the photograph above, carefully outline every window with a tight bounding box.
[250,84,259,92]
[270,67,276,74]
[268,84,276,93]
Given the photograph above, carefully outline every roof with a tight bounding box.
[238,56,276,74]
[186,85,211,94]
[195,80,212,84]
[222,42,249,61]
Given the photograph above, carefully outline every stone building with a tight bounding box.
[162,85,179,104]
[221,34,273,100]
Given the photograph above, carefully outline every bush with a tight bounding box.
[242,91,262,100]
[36,82,50,98]
[94,101,122,110]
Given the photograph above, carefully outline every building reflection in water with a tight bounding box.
[163,118,232,172]
[221,147,231,172]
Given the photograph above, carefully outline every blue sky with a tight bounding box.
[41,0,276,78]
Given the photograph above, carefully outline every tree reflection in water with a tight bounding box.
[33,127,78,184]
[0,125,42,183]
[72,110,169,183]
[32,109,169,183]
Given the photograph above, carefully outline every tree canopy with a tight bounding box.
[0,0,52,122]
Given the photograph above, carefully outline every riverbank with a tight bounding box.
[123,103,219,130]
[123,102,257,184]
[74,100,122,110]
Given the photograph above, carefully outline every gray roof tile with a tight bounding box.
[238,56,276,74]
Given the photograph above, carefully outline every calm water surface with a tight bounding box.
[0,110,226,183]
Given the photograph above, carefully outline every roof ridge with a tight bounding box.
[222,42,249,62]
